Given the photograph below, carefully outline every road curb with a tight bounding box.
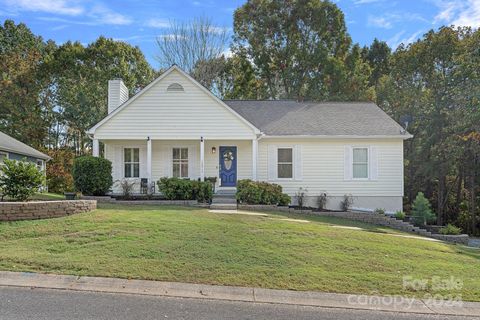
[0,271,478,317]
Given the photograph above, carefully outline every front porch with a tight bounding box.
[93,137,258,195]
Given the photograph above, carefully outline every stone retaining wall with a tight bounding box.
[0,200,97,221]
[239,205,471,245]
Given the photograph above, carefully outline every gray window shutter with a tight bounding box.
[163,146,172,177]
[344,146,352,180]
[294,145,302,180]
[188,145,197,179]
[268,144,277,180]
[369,146,378,180]
[115,146,123,180]
[139,146,146,178]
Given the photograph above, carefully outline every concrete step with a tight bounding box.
[210,203,238,210]
[211,198,237,204]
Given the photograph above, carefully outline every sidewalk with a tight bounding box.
[0,271,478,317]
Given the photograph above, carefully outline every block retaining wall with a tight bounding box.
[0,200,97,221]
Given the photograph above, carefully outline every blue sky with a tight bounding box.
[1,0,479,69]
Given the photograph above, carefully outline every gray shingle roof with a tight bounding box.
[224,100,407,137]
[0,131,50,160]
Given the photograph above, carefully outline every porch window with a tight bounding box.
[124,148,140,178]
[36,160,44,171]
[173,148,188,178]
[277,148,293,179]
[352,147,368,179]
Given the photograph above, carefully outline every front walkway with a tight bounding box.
[0,271,478,317]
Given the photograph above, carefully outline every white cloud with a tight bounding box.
[387,29,424,49]
[368,16,392,29]
[434,0,480,28]
[4,0,132,26]
[145,18,170,29]
[88,4,132,25]
[354,0,383,4]
[3,0,84,16]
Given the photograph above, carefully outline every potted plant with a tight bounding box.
[64,187,76,200]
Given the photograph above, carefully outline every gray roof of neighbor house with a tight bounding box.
[224,100,409,137]
[0,131,50,160]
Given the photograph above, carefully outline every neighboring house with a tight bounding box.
[0,131,50,175]
[88,65,412,212]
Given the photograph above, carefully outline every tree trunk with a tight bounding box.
[437,173,446,225]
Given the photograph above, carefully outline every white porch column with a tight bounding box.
[147,137,152,186]
[92,138,99,157]
[252,138,258,181]
[200,137,205,181]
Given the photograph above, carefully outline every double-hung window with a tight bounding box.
[124,148,140,178]
[352,147,368,179]
[173,148,188,178]
[277,148,293,179]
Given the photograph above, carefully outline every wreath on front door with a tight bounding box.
[223,151,235,161]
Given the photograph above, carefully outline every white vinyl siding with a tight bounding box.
[259,138,403,197]
[95,69,256,140]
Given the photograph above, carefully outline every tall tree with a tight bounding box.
[155,16,228,73]
[0,20,53,147]
[233,0,353,101]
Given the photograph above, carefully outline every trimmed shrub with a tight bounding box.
[411,192,436,226]
[0,159,44,201]
[295,187,307,209]
[156,177,212,202]
[317,192,328,210]
[236,179,290,206]
[374,208,385,215]
[439,224,462,235]
[45,148,74,193]
[72,156,112,196]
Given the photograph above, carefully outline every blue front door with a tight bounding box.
[219,146,237,187]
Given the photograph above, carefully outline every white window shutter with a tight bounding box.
[115,146,123,180]
[344,146,352,180]
[188,145,197,179]
[268,145,277,180]
[294,145,302,180]
[139,146,146,178]
[163,146,172,177]
[369,146,378,180]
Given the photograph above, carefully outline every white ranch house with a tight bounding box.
[88,65,411,212]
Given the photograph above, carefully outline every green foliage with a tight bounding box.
[0,159,44,201]
[156,177,213,202]
[394,211,406,220]
[45,148,75,193]
[374,208,386,215]
[236,179,290,206]
[340,194,354,211]
[72,156,112,196]
[439,224,462,235]
[411,192,436,226]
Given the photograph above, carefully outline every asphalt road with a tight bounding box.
[0,286,478,320]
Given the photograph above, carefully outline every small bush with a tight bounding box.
[340,194,353,211]
[72,156,112,196]
[374,208,385,215]
[411,192,436,226]
[236,179,290,206]
[394,211,406,220]
[115,179,137,199]
[439,224,462,235]
[157,177,212,202]
[45,148,74,193]
[0,159,44,201]
[317,192,328,210]
[295,187,308,209]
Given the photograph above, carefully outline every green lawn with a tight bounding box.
[0,203,478,301]
[30,192,65,201]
